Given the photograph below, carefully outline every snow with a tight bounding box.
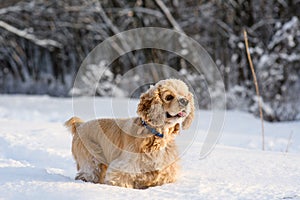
[268,16,299,49]
[0,95,299,199]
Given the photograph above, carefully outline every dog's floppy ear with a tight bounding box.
[182,92,195,130]
[137,86,165,127]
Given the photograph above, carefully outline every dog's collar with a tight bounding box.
[141,120,164,138]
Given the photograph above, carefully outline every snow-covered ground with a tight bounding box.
[0,95,299,200]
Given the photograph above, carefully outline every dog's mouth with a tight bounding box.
[166,111,187,118]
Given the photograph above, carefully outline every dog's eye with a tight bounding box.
[165,95,174,101]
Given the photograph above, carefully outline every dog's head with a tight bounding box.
[137,79,195,130]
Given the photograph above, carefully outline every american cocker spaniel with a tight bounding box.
[65,79,195,189]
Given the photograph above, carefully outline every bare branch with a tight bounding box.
[154,0,183,32]
[93,0,136,65]
[0,5,22,14]
[107,7,163,18]
[94,0,120,35]
[0,20,62,49]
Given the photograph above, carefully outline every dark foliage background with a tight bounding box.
[0,0,299,121]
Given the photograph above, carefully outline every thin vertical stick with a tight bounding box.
[243,29,265,151]
[285,131,293,153]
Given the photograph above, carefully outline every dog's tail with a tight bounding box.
[65,117,84,137]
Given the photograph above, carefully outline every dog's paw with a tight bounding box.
[75,173,87,182]
[75,172,99,183]
[105,179,134,189]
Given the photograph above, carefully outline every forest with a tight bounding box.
[0,0,299,122]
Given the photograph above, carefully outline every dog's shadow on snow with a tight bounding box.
[0,137,75,183]
[0,167,72,183]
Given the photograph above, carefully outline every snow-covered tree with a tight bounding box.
[70,61,125,97]
[0,0,299,121]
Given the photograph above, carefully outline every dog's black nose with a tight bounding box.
[179,98,189,106]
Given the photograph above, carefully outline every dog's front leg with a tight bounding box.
[105,167,135,188]
[104,155,140,188]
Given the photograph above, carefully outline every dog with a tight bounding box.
[65,79,195,189]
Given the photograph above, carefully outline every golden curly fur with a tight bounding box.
[65,79,195,189]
